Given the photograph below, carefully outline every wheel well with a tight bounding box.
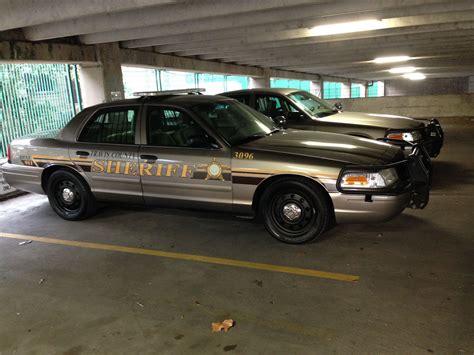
[41,165,89,193]
[252,174,335,219]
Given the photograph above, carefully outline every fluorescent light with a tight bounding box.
[309,20,387,36]
[373,55,410,64]
[403,73,426,80]
[389,66,416,74]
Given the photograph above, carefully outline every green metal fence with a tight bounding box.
[0,63,81,157]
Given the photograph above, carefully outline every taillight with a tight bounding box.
[7,144,11,163]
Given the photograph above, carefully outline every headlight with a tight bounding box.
[386,130,422,142]
[339,168,399,190]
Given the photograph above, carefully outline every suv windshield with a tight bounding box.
[191,100,278,146]
[288,91,337,118]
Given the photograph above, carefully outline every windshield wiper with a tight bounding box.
[268,128,280,135]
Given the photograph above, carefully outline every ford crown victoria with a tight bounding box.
[2,90,430,243]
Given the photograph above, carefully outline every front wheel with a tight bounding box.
[46,170,97,220]
[260,179,331,244]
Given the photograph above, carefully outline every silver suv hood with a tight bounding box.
[320,111,425,130]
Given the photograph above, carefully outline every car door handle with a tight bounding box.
[140,154,158,162]
[76,151,90,157]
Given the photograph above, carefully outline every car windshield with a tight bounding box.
[287,91,337,118]
[191,100,278,146]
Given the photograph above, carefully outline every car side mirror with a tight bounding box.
[334,102,343,111]
[273,115,287,128]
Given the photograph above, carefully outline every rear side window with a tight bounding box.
[255,95,289,117]
[79,108,137,144]
[227,94,250,106]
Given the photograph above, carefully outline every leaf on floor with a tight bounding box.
[211,319,234,333]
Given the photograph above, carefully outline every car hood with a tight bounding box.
[241,130,401,165]
[319,111,425,130]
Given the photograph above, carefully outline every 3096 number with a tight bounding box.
[234,152,254,160]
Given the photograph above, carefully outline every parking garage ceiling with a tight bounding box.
[1,0,473,80]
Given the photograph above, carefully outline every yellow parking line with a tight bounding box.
[0,232,359,282]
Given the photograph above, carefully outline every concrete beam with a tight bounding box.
[24,0,317,41]
[0,0,179,32]
[180,22,474,59]
[0,40,96,63]
[121,0,463,49]
[80,0,441,44]
[0,40,321,82]
[230,39,474,68]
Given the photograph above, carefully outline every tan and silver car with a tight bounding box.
[220,88,444,158]
[2,91,430,243]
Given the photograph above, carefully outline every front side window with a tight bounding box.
[191,100,277,146]
[147,107,216,148]
[79,108,137,144]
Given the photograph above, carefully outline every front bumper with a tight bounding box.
[380,119,444,158]
[333,146,430,224]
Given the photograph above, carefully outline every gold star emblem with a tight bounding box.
[205,158,224,181]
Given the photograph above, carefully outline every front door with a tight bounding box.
[69,105,143,204]
[139,105,232,211]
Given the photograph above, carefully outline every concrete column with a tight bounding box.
[78,43,125,107]
[249,76,270,88]
[79,64,105,108]
[341,81,351,98]
[96,43,125,102]
[310,80,322,97]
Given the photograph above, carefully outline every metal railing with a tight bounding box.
[0,63,81,157]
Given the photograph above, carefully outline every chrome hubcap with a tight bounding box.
[282,203,302,222]
[61,187,75,203]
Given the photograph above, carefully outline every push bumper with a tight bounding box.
[333,146,430,224]
[423,119,444,158]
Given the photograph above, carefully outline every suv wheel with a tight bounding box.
[260,179,331,244]
[46,170,97,220]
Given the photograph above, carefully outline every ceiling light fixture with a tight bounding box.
[389,66,416,74]
[403,73,426,80]
[309,19,387,36]
[373,55,410,64]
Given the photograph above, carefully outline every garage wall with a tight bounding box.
[327,94,474,118]
[384,77,470,97]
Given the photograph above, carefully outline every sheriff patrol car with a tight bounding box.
[2,89,430,243]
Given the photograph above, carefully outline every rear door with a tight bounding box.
[139,104,232,211]
[69,105,143,204]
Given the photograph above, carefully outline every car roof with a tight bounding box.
[86,94,235,111]
[220,88,300,96]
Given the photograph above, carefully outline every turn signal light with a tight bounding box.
[343,175,369,186]
[386,132,404,140]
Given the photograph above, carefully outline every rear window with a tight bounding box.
[79,108,137,144]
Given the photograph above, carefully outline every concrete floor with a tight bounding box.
[0,119,473,354]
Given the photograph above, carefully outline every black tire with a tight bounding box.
[260,178,331,244]
[46,170,97,221]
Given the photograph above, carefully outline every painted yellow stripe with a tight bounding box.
[0,232,359,282]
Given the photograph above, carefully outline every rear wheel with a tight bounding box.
[46,170,97,220]
[260,179,331,244]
